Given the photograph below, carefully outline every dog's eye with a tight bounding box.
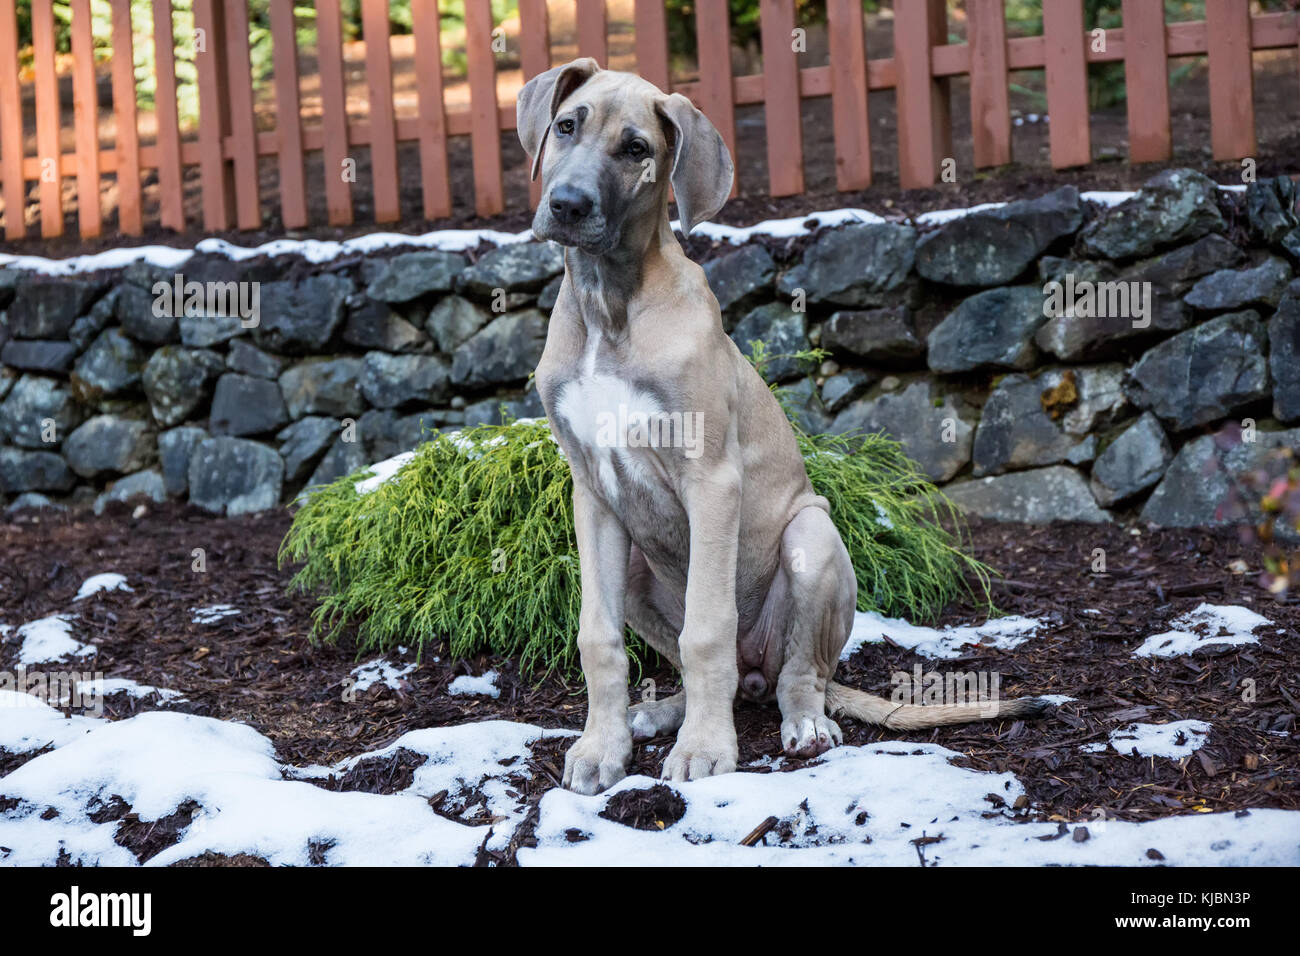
[624,140,648,159]
[556,118,576,136]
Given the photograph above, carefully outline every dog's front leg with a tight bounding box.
[662,463,741,782]
[563,480,634,794]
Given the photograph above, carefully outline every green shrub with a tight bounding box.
[280,411,991,679]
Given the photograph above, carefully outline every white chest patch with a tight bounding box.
[555,373,667,503]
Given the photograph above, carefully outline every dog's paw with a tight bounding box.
[661,726,737,782]
[562,727,632,795]
[628,692,686,741]
[781,713,842,759]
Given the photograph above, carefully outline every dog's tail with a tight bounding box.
[825,681,1053,731]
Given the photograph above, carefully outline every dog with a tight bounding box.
[516,59,1047,795]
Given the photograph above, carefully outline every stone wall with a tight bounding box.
[1,168,1297,526]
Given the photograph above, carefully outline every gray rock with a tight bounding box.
[0,447,75,493]
[63,415,154,478]
[1284,227,1300,264]
[278,358,364,419]
[209,373,291,436]
[1141,427,1300,527]
[831,380,973,482]
[538,276,563,312]
[0,339,79,373]
[342,298,429,352]
[1038,256,1113,286]
[703,245,776,323]
[1090,413,1173,507]
[426,295,492,354]
[777,377,831,434]
[1078,168,1225,260]
[1124,233,1244,288]
[360,352,452,408]
[457,242,564,298]
[777,223,916,307]
[306,436,367,489]
[0,269,19,309]
[7,279,101,338]
[188,437,284,515]
[115,282,178,344]
[277,416,339,482]
[1126,310,1271,430]
[1184,257,1292,312]
[0,367,14,401]
[915,186,1081,287]
[141,347,225,428]
[6,492,64,513]
[179,311,248,347]
[821,369,875,414]
[254,273,354,352]
[68,288,118,350]
[972,365,1126,476]
[0,375,84,448]
[366,250,467,303]
[463,392,545,429]
[72,328,146,396]
[927,286,1047,373]
[1034,282,1187,361]
[1246,176,1299,244]
[451,310,548,388]
[158,426,208,496]
[945,466,1111,524]
[822,306,923,364]
[94,469,167,514]
[730,303,810,382]
[1270,282,1300,422]
[226,339,283,380]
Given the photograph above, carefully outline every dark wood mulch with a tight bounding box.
[0,502,1296,865]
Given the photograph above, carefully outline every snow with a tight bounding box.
[1108,720,1212,759]
[349,658,416,693]
[448,671,501,698]
[190,605,240,625]
[92,678,186,703]
[0,689,102,751]
[15,615,96,665]
[844,610,1044,661]
[73,573,133,602]
[1134,604,1275,658]
[354,451,416,495]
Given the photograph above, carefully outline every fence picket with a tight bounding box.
[633,0,669,92]
[1042,0,1091,169]
[194,0,235,230]
[70,0,102,238]
[151,0,185,231]
[1206,0,1257,160]
[0,0,22,238]
[518,0,551,208]
[269,0,307,228]
[224,0,262,229]
[827,0,870,191]
[32,0,62,237]
[362,0,401,222]
[577,0,608,66]
[110,0,143,234]
[695,0,737,197]
[759,0,804,197]
[412,0,452,219]
[315,0,353,225]
[968,0,1011,168]
[1121,0,1171,163]
[894,0,950,188]
[465,0,504,216]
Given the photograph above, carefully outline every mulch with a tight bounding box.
[0,500,1296,866]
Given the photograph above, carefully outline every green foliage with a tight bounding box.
[281,402,991,680]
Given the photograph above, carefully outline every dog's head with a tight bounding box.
[517,59,734,254]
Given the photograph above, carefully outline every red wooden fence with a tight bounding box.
[0,0,1297,242]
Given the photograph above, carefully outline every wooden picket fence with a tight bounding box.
[0,0,1297,243]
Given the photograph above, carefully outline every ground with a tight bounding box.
[1,500,1296,865]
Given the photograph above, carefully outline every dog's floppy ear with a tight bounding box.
[516,57,602,182]
[656,92,734,234]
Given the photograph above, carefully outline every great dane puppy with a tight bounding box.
[517,59,1047,795]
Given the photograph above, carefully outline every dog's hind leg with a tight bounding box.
[774,505,857,758]
[625,545,688,740]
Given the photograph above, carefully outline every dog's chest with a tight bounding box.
[548,332,678,504]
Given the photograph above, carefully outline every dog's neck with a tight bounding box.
[564,200,677,336]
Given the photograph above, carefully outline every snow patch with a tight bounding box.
[354,452,416,495]
[1134,604,1274,658]
[92,678,187,703]
[190,605,240,625]
[73,573,133,601]
[448,671,500,698]
[1109,720,1211,758]
[349,658,416,693]
[844,610,1045,661]
[15,615,95,665]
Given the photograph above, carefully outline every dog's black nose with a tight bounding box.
[550,185,594,226]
